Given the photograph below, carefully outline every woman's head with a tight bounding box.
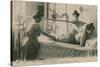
[33,12,44,23]
[73,10,80,17]
[73,10,80,21]
[85,23,95,35]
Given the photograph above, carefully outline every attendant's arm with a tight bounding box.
[40,30,56,41]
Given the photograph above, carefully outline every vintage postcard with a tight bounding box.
[11,0,97,66]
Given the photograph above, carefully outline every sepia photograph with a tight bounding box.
[11,1,97,66]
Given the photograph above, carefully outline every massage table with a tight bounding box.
[37,35,97,59]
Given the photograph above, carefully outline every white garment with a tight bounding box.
[75,24,87,43]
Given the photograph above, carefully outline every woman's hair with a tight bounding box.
[73,10,80,17]
[33,12,44,19]
[85,23,95,34]
[86,23,95,31]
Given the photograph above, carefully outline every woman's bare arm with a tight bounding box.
[80,32,87,47]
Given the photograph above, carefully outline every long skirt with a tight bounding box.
[21,38,40,60]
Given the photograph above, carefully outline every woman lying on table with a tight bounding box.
[56,23,95,47]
